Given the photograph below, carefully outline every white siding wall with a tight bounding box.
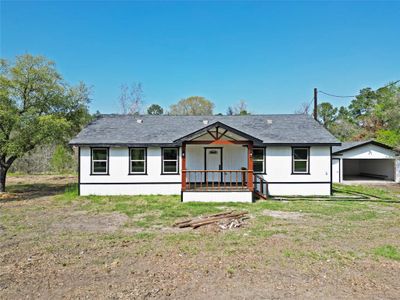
[80,146,181,195]
[267,183,330,196]
[396,159,400,183]
[79,145,332,197]
[262,146,331,196]
[332,159,340,183]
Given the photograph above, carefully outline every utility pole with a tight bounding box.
[313,88,318,121]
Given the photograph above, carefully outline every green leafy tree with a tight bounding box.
[346,82,400,141]
[316,82,400,146]
[329,119,362,142]
[0,54,90,192]
[337,106,352,121]
[169,96,214,115]
[317,102,338,129]
[147,104,163,115]
[374,82,400,131]
[376,130,400,148]
[51,144,75,173]
[348,88,376,119]
[348,88,383,130]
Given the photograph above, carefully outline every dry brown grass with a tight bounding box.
[1,175,399,299]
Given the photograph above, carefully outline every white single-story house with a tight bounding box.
[69,114,341,202]
[332,140,400,183]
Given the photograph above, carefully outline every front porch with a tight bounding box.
[176,121,268,201]
[184,170,251,192]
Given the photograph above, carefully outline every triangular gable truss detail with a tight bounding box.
[173,121,262,144]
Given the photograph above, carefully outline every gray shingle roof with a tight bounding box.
[332,140,393,154]
[69,114,340,146]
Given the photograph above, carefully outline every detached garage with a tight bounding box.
[332,140,400,183]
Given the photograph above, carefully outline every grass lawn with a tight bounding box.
[1,175,400,299]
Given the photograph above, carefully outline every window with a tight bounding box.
[292,148,309,174]
[91,148,108,174]
[253,148,265,174]
[130,148,146,174]
[162,148,179,174]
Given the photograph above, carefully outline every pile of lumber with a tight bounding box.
[173,211,249,230]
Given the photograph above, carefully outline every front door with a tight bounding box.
[205,148,222,183]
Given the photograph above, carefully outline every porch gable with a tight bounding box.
[173,121,262,145]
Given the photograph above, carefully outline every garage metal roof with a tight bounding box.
[332,140,393,154]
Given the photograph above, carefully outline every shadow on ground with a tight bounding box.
[1,183,70,203]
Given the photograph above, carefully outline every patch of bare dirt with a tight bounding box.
[7,174,76,186]
[51,211,129,233]
[262,209,305,220]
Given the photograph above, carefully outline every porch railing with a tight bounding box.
[182,170,253,192]
[253,174,268,199]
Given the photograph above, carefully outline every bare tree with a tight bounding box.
[294,102,312,115]
[119,82,144,115]
[227,100,250,115]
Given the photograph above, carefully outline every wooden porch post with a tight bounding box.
[247,142,254,191]
[182,142,186,191]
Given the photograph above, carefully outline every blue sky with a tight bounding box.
[1,1,399,114]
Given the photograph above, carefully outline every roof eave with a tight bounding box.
[69,141,341,147]
[264,142,341,146]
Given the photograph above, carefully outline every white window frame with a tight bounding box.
[91,148,108,175]
[129,148,147,174]
[253,147,265,174]
[292,147,309,174]
[162,147,179,174]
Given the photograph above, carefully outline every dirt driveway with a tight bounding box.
[1,175,400,299]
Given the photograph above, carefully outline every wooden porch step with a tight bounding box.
[254,190,267,200]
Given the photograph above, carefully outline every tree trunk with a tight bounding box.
[0,165,8,193]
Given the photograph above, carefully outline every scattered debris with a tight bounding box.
[0,193,18,200]
[217,218,247,230]
[174,211,249,230]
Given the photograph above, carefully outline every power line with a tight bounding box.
[318,91,356,98]
[319,80,399,99]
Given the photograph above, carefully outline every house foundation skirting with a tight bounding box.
[182,191,253,203]
[78,182,331,198]
[267,182,331,196]
[79,183,180,195]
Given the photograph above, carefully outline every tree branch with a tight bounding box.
[5,156,17,168]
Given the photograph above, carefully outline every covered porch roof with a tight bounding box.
[180,122,257,193]
[174,121,263,145]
